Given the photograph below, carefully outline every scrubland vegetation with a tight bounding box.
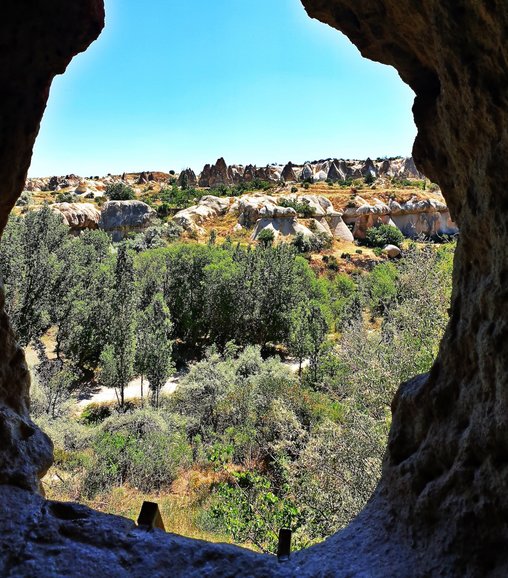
[0,206,454,552]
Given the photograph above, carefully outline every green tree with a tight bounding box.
[105,183,135,200]
[137,293,174,407]
[103,244,137,408]
[0,205,68,345]
[364,224,404,248]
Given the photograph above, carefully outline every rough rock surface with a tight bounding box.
[52,203,101,230]
[99,201,156,241]
[382,244,402,258]
[195,155,422,187]
[252,217,315,241]
[343,196,459,240]
[177,168,197,188]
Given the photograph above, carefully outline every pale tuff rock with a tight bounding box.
[173,195,231,234]
[383,244,402,258]
[52,202,101,230]
[252,218,315,241]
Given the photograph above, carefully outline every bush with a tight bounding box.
[56,192,77,204]
[257,228,275,247]
[83,409,192,496]
[292,232,332,254]
[364,224,404,248]
[105,183,135,201]
[279,199,316,218]
[16,191,32,207]
[290,186,298,194]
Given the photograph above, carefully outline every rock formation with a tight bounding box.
[52,202,101,231]
[194,155,422,187]
[281,162,298,182]
[177,168,197,188]
[98,200,156,241]
[198,157,232,187]
[173,195,231,235]
[342,196,458,240]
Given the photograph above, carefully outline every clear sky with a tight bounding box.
[29,0,416,177]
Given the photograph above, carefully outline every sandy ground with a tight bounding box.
[76,373,182,407]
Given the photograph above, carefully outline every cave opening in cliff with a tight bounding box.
[6,1,504,576]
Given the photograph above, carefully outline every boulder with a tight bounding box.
[383,244,402,258]
[52,202,101,230]
[99,201,156,241]
[75,181,89,194]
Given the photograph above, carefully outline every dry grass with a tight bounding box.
[43,466,241,545]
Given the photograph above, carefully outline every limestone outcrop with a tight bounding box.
[98,201,156,241]
[52,203,101,231]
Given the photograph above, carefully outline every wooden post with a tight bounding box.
[137,501,165,531]
[277,528,291,562]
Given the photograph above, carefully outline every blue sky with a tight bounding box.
[29,0,416,177]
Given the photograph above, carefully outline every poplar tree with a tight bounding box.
[137,292,174,408]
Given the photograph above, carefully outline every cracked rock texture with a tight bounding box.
[0,0,507,576]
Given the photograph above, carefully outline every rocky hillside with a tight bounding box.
[26,156,422,193]
[22,156,457,250]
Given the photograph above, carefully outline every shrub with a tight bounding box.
[290,186,298,194]
[364,224,404,248]
[303,182,310,190]
[105,183,135,201]
[83,409,192,496]
[257,228,275,247]
[56,192,76,204]
[16,191,32,207]
[279,199,316,218]
[157,202,172,218]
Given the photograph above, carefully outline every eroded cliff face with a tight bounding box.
[300,0,508,574]
[0,3,105,490]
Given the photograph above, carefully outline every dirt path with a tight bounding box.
[76,373,183,407]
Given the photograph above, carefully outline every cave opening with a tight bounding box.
[1,1,506,576]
